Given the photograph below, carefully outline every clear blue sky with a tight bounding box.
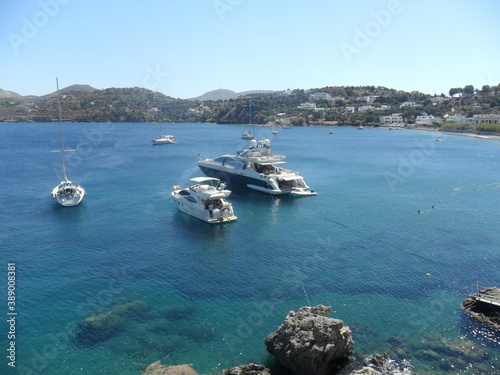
[1,0,499,98]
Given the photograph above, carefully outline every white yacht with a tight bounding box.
[271,128,278,134]
[196,139,316,197]
[171,177,237,224]
[152,132,175,145]
[51,78,85,206]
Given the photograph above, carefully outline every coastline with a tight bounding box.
[407,126,500,141]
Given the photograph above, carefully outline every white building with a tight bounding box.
[297,102,317,110]
[344,106,356,113]
[445,114,474,123]
[356,96,377,103]
[359,105,374,112]
[309,92,331,100]
[400,101,419,107]
[415,115,442,125]
[331,97,345,102]
[379,113,404,124]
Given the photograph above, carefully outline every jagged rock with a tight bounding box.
[461,287,500,330]
[143,361,198,375]
[220,363,271,375]
[265,305,353,375]
[363,352,389,367]
[349,367,382,375]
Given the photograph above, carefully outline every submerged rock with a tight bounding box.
[461,287,500,330]
[264,305,353,375]
[74,300,151,347]
[143,361,198,375]
[220,363,271,375]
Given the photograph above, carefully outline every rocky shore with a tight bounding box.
[461,287,500,330]
[140,305,415,375]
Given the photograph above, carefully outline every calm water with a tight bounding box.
[1,123,499,375]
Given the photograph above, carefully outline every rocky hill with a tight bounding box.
[1,84,499,131]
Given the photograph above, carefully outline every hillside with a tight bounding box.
[1,84,499,132]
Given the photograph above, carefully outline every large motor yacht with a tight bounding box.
[196,139,316,197]
[171,177,237,223]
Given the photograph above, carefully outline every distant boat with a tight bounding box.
[241,99,255,140]
[271,128,278,134]
[152,126,175,145]
[282,124,291,129]
[435,138,442,142]
[51,78,86,207]
[358,125,363,130]
[329,129,334,134]
[171,177,237,224]
[241,130,255,140]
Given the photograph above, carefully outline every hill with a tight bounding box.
[191,88,276,101]
[0,89,22,99]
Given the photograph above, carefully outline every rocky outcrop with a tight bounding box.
[349,368,381,375]
[220,363,271,375]
[143,361,198,375]
[264,305,353,375]
[461,287,500,330]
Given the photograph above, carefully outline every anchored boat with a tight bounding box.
[196,139,316,197]
[171,177,237,223]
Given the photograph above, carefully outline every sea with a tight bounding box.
[0,122,499,375]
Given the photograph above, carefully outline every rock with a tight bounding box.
[264,305,353,375]
[74,300,151,347]
[349,367,382,375]
[363,352,389,367]
[461,287,500,330]
[220,363,271,375]
[143,361,198,375]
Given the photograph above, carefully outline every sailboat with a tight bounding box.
[241,99,255,140]
[51,78,86,206]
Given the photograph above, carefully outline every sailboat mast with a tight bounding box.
[56,78,68,182]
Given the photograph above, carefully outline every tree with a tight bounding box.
[449,88,462,97]
[463,85,474,95]
[481,85,492,96]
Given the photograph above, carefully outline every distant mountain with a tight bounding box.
[191,89,238,101]
[34,84,97,102]
[191,88,276,101]
[0,89,22,99]
[0,84,97,102]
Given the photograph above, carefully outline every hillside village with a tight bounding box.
[1,84,499,132]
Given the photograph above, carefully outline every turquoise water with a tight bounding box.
[1,123,499,374]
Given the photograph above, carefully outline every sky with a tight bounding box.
[1,0,499,99]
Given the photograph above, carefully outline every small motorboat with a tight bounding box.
[171,177,237,224]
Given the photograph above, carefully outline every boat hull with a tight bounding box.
[171,191,237,224]
[52,183,86,206]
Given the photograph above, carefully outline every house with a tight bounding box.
[415,114,442,125]
[356,96,377,103]
[379,113,404,124]
[297,102,317,110]
[400,101,418,107]
[473,114,500,124]
[309,92,331,100]
[445,114,474,123]
[359,105,374,112]
[344,107,355,113]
